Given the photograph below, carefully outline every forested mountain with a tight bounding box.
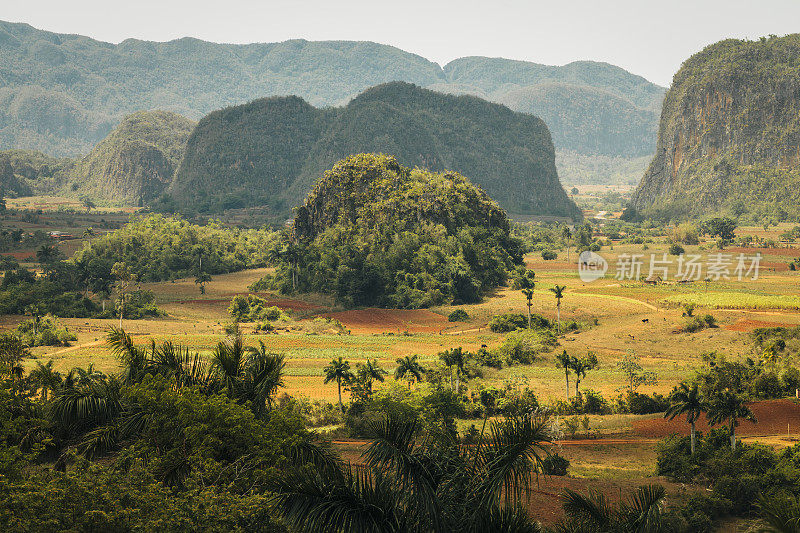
[631,34,800,221]
[0,20,663,185]
[169,82,581,219]
[268,153,523,308]
[0,111,194,205]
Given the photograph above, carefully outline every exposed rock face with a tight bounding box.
[632,35,800,219]
[72,110,195,205]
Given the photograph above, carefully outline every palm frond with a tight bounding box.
[269,464,405,533]
[476,412,552,509]
[561,488,613,529]
[756,492,800,533]
[476,504,544,533]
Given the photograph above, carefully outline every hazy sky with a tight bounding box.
[3,0,798,86]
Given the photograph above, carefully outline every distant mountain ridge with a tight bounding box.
[0,19,663,186]
[169,82,582,220]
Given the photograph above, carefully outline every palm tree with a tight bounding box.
[549,285,567,333]
[664,382,705,454]
[394,355,425,389]
[241,341,286,417]
[268,410,552,532]
[357,358,387,395]
[36,244,62,265]
[570,352,598,399]
[324,356,354,412]
[556,484,666,532]
[195,271,212,294]
[555,350,573,400]
[563,226,572,264]
[439,347,467,392]
[270,240,303,292]
[707,389,757,451]
[29,360,62,401]
[516,270,536,329]
[211,334,249,397]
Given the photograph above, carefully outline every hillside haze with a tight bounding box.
[0,20,663,186]
[0,110,194,205]
[169,82,581,219]
[631,34,800,221]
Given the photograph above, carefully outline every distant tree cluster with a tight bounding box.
[74,214,280,282]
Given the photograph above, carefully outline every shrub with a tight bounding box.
[496,388,539,417]
[627,391,669,414]
[14,315,76,347]
[489,313,527,332]
[541,453,569,476]
[580,389,610,415]
[541,250,557,260]
[669,243,685,255]
[749,372,783,399]
[683,314,716,332]
[497,330,555,365]
[782,367,800,394]
[475,348,503,369]
[228,294,282,322]
[448,309,469,322]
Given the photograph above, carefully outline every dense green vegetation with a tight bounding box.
[169,82,581,218]
[633,34,800,222]
[73,214,279,282]
[0,150,72,197]
[259,154,523,308]
[0,20,663,187]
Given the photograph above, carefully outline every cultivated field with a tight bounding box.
[2,213,799,528]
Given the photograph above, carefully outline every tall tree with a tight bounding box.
[111,262,135,329]
[570,352,599,399]
[394,355,425,389]
[562,226,572,264]
[356,358,387,395]
[324,356,354,412]
[549,285,566,333]
[516,270,536,329]
[665,382,706,455]
[555,350,573,400]
[707,389,757,451]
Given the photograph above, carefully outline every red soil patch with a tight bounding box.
[634,399,800,438]
[324,308,449,334]
[728,247,798,257]
[725,319,795,332]
[2,252,35,260]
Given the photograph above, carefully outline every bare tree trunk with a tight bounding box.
[730,421,736,451]
[527,303,532,329]
[565,370,570,399]
[690,420,696,455]
[337,378,343,412]
[557,303,561,333]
